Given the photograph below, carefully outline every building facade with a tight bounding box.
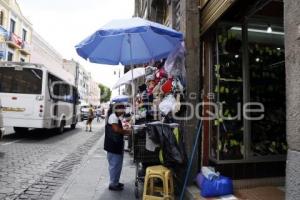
[30,31,74,85]
[88,79,100,106]
[134,1,300,198]
[284,0,300,199]
[0,0,32,62]
[62,59,100,106]
[200,0,286,179]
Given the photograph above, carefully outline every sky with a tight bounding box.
[17,0,134,95]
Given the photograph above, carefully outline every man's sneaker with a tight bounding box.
[109,185,123,191]
[118,183,124,188]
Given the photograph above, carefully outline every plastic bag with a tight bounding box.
[145,65,157,81]
[201,175,233,198]
[201,166,220,180]
[196,173,205,189]
[163,42,186,86]
[146,122,186,167]
[159,94,177,115]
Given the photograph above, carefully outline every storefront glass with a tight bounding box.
[211,24,244,160]
[210,21,286,163]
[248,23,287,157]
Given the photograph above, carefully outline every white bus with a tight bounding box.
[0,62,80,134]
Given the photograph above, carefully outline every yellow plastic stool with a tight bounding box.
[143,165,174,200]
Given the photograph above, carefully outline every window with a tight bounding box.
[211,24,244,161]
[20,58,25,62]
[248,23,286,157]
[10,19,15,33]
[210,21,286,163]
[48,73,61,98]
[48,73,75,102]
[0,11,4,26]
[0,67,43,94]
[7,51,13,61]
[22,29,27,41]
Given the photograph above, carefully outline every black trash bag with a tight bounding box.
[146,123,186,167]
[146,124,161,144]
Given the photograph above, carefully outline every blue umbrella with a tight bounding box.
[75,17,183,65]
[75,17,183,120]
[111,95,129,103]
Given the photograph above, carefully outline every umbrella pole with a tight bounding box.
[129,34,135,124]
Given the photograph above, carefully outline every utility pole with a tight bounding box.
[118,69,121,95]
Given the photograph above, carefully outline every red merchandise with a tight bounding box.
[160,78,173,94]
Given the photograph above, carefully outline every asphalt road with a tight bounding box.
[0,121,105,200]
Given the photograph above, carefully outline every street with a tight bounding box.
[0,121,132,200]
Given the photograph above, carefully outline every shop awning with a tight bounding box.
[201,0,237,35]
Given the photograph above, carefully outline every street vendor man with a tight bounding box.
[104,103,132,191]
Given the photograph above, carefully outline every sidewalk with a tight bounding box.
[52,131,137,200]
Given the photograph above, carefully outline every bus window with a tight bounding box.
[48,73,60,99]
[0,67,43,94]
[48,73,75,103]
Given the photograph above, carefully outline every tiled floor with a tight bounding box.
[235,186,285,200]
[193,186,285,200]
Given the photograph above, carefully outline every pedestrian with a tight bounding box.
[96,106,101,122]
[104,103,131,191]
[86,104,94,132]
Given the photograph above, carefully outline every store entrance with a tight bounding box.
[207,0,286,179]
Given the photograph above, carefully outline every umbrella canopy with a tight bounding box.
[75,17,183,65]
[113,67,145,89]
[111,94,129,103]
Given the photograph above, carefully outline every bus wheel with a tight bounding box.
[71,123,76,129]
[56,121,65,134]
[14,127,29,135]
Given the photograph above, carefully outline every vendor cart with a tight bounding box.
[132,122,180,199]
[132,124,160,198]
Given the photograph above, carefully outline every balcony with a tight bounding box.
[19,41,31,55]
[6,32,23,49]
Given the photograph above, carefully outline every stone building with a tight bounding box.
[62,59,88,105]
[284,0,300,199]
[0,0,32,62]
[62,59,100,106]
[199,0,286,183]
[88,79,100,106]
[134,0,300,199]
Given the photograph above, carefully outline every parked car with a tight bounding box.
[80,105,89,121]
[0,99,5,140]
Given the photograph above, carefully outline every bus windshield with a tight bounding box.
[0,67,43,94]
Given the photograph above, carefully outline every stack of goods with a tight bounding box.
[134,43,186,123]
[133,44,187,170]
